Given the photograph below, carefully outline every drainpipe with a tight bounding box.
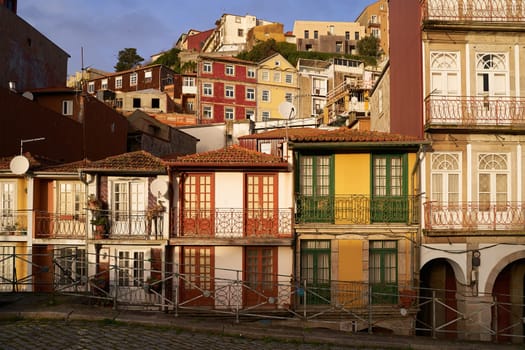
[79,170,95,287]
[410,144,427,289]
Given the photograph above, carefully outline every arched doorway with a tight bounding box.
[417,258,458,339]
[492,258,525,343]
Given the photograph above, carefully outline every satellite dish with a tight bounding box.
[9,155,30,175]
[150,179,168,197]
[351,96,358,105]
[278,101,296,120]
[22,91,34,101]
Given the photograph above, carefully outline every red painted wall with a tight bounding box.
[0,88,127,162]
[388,0,423,138]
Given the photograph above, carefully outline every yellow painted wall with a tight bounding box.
[338,240,363,281]
[335,154,370,195]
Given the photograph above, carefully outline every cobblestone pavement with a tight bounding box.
[0,319,369,350]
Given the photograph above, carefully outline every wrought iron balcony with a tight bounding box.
[425,95,525,130]
[422,0,525,22]
[0,210,29,236]
[176,208,293,238]
[295,195,420,225]
[35,211,87,238]
[424,201,525,232]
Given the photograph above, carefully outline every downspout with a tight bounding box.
[410,144,427,289]
[78,170,95,285]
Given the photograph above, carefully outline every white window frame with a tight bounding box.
[430,51,460,96]
[101,79,108,90]
[261,90,270,102]
[225,85,234,98]
[117,250,148,287]
[273,72,281,82]
[110,179,147,235]
[115,76,123,89]
[225,107,234,120]
[285,74,293,84]
[262,70,269,82]
[130,73,138,86]
[203,62,212,73]
[262,111,270,121]
[62,100,73,116]
[247,68,256,79]
[144,70,152,82]
[225,65,235,76]
[183,77,195,86]
[246,87,255,101]
[203,83,213,96]
[431,152,461,205]
[477,153,510,211]
[203,105,213,119]
[87,82,95,94]
[476,53,508,97]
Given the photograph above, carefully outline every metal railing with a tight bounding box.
[424,201,525,231]
[425,95,525,128]
[176,208,293,238]
[35,211,87,238]
[422,0,525,22]
[295,195,420,225]
[0,210,29,236]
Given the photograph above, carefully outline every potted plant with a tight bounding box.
[88,194,109,239]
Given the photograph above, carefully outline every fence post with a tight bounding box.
[432,290,436,339]
[303,279,307,320]
[493,295,498,343]
[368,284,373,334]
[11,247,16,292]
[113,257,118,310]
[235,270,240,324]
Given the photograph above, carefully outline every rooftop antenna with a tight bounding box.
[9,137,45,175]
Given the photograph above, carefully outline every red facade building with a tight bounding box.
[197,55,257,123]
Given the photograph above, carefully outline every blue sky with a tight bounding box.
[18,0,376,76]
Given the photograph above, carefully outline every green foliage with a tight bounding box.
[151,48,182,72]
[114,48,144,72]
[356,35,381,66]
[236,39,363,66]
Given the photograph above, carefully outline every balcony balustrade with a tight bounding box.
[295,195,419,225]
[32,210,164,240]
[35,212,86,238]
[0,210,29,236]
[422,0,525,22]
[425,95,525,129]
[176,208,293,238]
[424,201,525,232]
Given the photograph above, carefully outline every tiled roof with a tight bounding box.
[238,128,328,140]
[168,145,288,169]
[80,151,167,173]
[0,153,61,172]
[36,159,91,173]
[287,127,423,143]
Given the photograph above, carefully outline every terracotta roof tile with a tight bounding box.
[168,145,288,169]
[81,151,167,173]
[0,153,61,172]
[37,159,92,173]
[288,127,423,143]
[238,128,328,140]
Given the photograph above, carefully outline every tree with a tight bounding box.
[356,36,381,66]
[151,48,181,72]
[114,48,144,72]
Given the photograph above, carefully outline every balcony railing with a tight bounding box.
[0,210,29,236]
[425,95,525,129]
[422,0,525,22]
[176,208,293,238]
[424,201,525,232]
[295,195,419,225]
[35,212,86,238]
[33,210,165,240]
